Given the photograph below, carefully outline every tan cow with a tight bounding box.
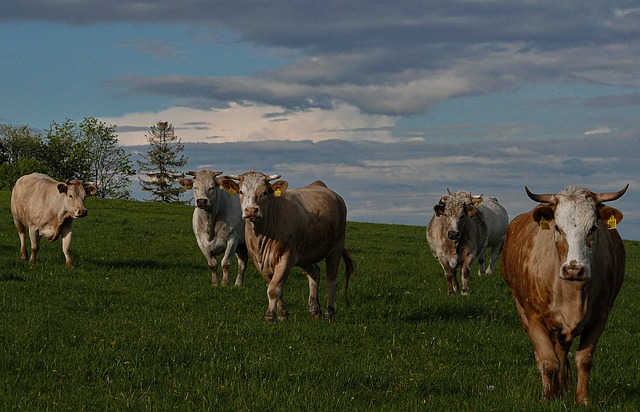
[427,194,488,295]
[501,184,628,405]
[11,173,96,269]
[221,171,354,322]
[179,170,248,286]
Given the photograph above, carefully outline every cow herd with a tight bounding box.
[8,171,630,406]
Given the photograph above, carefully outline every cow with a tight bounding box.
[500,184,628,405]
[220,171,354,322]
[439,189,509,275]
[179,170,248,286]
[426,192,488,295]
[474,195,509,275]
[10,173,96,269]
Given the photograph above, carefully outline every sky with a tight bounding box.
[1,1,639,239]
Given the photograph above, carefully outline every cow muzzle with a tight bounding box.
[447,230,461,241]
[75,208,88,218]
[560,261,588,281]
[243,206,262,221]
[196,198,209,209]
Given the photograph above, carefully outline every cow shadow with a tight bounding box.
[0,273,28,282]
[403,302,486,323]
[83,257,202,271]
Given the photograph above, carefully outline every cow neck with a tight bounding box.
[247,196,278,236]
[551,272,590,337]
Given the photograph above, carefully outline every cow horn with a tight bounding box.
[525,186,555,204]
[267,174,281,182]
[212,171,223,177]
[186,171,197,176]
[446,187,454,195]
[596,183,629,203]
[224,175,241,181]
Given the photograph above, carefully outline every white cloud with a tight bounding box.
[584,126,611,135]
[102,103,397,146]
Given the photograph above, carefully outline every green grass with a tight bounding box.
[0,191,638,411]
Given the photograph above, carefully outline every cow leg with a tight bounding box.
[234,247,248,287]
[28,226,40,265]
[60,227,74,269]
[302,263,322,320]
[266,261,291,322]
[486,240,505,275]
[15,222,28,261]
[439,258,458,295]
[461,254,475,295]
[220,242,236,286]
[573,321,608,406]
[527,321,563,400]
[324,248,342,322]
[207,252,220,285]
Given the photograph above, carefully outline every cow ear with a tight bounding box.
[434,204,445,216]
[271,180,289,197]
[471,196,484,206]
[532,205,555,229]
[598,205,623,229]
[179,178,194,190]
[220,179,239,195]
[85,186,97,196]
[57,183,68,194]
[466,204,477,217]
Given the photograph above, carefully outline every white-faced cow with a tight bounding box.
[221,171,354,322]
[179,170,248,286]
[501,184,628,405]
[10,173,96,269]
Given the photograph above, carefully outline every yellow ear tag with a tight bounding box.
[539,217,550,230]
[274,188,282,197]
[607,215,617,230]
[228,187,237,195]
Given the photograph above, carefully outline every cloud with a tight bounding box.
[116,39,186,61]
[125,134,640,238]
[584,126,611,135]
[102,103,398,146]
[6,1,640,117]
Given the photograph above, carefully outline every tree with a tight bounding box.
[81,118,136,199]
[137,121,188,203]
[0,124,48,189]
[44,119,90,181]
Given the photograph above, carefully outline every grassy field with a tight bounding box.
[0,191,638,411]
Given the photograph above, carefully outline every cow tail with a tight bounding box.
[342,248,355,307]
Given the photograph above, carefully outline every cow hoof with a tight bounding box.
[324,306,335,322]
[308,299,322,319]
[265,311,276,322]
[277,307,289,321]
[461,290,469,296]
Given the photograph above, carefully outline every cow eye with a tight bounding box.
[554,225,564,236]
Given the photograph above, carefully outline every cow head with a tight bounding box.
[58,180,96,218]
[434,196,477,241]
[526,184,628,281]
[179,170,223,209]
[220,171,288,221]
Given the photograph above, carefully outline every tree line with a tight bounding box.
[0,119,187,202]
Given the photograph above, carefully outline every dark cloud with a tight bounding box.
[126,133,639,239]
[5,1,640,116]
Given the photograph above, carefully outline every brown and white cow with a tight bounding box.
[221,171,354,322]
[179,170,248,286]
[501,184,628,405]
[11,173,96,269]
[426,193,488,295]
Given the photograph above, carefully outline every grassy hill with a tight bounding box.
[0,192,638,410]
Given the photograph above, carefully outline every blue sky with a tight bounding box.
[1,1,639,239]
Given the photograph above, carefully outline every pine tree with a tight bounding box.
[137,121,188,203]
